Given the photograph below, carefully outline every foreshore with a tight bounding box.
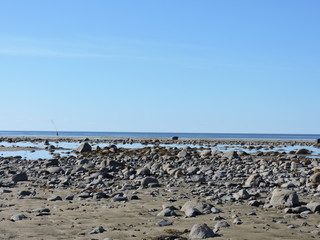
[0,136,319,239]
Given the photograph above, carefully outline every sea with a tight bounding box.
[0,130,320,140]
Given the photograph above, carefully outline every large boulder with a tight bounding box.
[269,189,299,208]
[77,143,92,153]
[189,224,215,239]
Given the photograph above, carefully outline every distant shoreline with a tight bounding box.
[0,135,317,147]
[0,130,319,141]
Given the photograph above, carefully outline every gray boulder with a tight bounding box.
[269,189,299,208]
[189,224,215,239]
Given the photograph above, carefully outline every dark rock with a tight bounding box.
[12,172,28,182]
[156,219,173,227]
[77,143,92,153]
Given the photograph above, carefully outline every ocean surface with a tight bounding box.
[0,130,320,140]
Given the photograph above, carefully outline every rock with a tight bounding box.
[309,172,320,183]
[157,208,177,217]
[112,196,128,202]
[171,136,179,140]
[18,190,35,198]
[32,208,51,216]
[44,158,59,167]
[185,207,201,217]
[214,221,230,229]
[46,167,64,174]
[269,189,299,208]
[12,172,28,182]
[234,189,250,200]
[181,199,212,214]
[136,167,151,176]
[156,219,173,227]
[10,213,27,221]
[306,202,320,213]
[177,150,187,158]
[295,149,310,154]
[248,200,262,207]
[189,224,215,239]
[233,218,243,225]
[141,177,160,187]
[210,207,221,214]
[244,174,261,187]
[89,226,106,234]
[77,143,92,153]
[223,151,238,159]
[48,195,62,201]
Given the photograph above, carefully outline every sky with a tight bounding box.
[0,0,319,134]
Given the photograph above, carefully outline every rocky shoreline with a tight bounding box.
[0,137,319,239]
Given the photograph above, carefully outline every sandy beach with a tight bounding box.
[0,137,319,239]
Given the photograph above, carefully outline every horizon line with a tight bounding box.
[0,130,320,136]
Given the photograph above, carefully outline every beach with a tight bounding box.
[0,136,319,239]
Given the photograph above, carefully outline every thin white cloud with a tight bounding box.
[0,46,118,58]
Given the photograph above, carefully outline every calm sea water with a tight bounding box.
[0,131,319,140]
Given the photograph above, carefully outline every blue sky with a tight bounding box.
[0,0,319,133]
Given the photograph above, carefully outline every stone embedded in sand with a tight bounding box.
[47,195,62,201]
[269,189,299,208]
[89,226,106,234]
[233,218,243,225]
[10,213,27,222]
[189,224,215,239]
[309,172,320,183]
[157,208,177,217]
[156,219,173,227]
[214,221,230,230]
[77,142,92,153]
